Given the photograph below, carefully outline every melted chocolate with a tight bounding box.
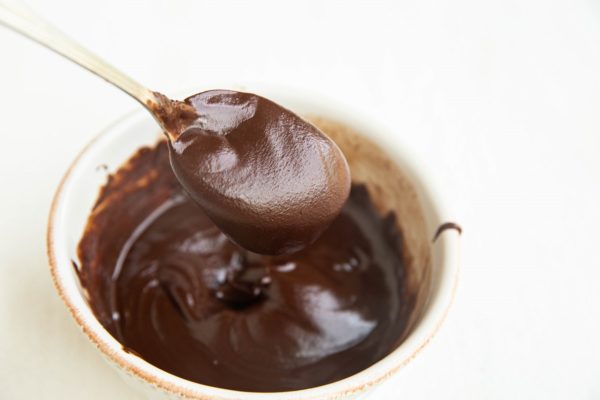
[158,90,351,255]
[79,141,413,392]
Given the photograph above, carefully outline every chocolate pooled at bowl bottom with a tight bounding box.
[76,117,420,392]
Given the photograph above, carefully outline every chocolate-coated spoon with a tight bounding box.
[0,1,351,254]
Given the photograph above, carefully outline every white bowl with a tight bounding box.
[47,83,460,400]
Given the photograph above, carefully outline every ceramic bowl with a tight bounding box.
[47,83,460,399]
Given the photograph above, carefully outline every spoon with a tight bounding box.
[0,1,188,140]
[0,1,351,255]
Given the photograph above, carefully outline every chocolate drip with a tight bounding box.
[433,222,463,242]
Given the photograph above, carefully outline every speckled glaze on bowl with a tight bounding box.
[47,83,460,400]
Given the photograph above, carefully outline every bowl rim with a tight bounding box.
[46,83,461,400]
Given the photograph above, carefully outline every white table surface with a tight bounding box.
[1,0,599,398]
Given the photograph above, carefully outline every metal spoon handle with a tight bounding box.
[0,0,157,108]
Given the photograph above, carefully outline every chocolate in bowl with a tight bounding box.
[74,116,431,392]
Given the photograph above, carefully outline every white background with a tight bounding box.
[1,0,599,398]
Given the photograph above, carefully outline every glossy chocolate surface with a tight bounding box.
[79,139,412,392]
[160,90,351,255]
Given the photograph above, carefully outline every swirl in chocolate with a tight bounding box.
[78,139,413,392]
[165,90,351,255]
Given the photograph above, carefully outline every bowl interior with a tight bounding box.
[49,85,458,400]
[308,116,432,339]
